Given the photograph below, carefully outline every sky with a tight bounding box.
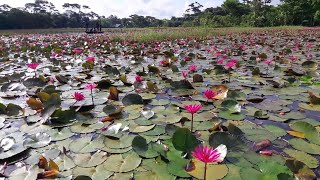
[2,0,281,19]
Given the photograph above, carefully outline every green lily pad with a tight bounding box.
[218,110,245,121]
[290,121,320,145]
[23,132,51,148]
[104,135,134,149]
[122,94,143,106]
[69,136,105,153]
[288,138,320,155]
[187,159,229,180]
[150,99,170,106]
[299,103,320,111]
[104,152,142,173]
[73,164,113,180]
[74,151,108,168]
[172,128,200,152]
[263,125,287,137]
[134,158,175,180]
[284,148,319,169]
[55,154,76,171]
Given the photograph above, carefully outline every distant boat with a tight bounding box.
[85,18,103,34]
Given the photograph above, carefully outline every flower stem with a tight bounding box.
[228,71,231,83]
[34,70,37,78]
[191,113,194,132]
[91,89,94,106]
[204,162,207,180]
[71,101,78,107]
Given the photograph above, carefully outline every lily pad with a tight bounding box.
[284,148,319,168]
[74,151,108,167]
[103,152,142,173]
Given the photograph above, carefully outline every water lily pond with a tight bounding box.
[0,28,319,179]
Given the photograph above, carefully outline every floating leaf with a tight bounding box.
[108,86,119,101]
[74,151,108,168]
[172,128,200,152]
[290,121,320,145]
[288,138,320,155]
[69,136,105,153]
[284,148,319,168]
[122,94,143,106]
[287,131,305,138]
[285,159,317,180]
[134,158,175,180]
[23,132,51,148]
[103,152,141,173]
[26,98,43,110]
[187,159,228,180]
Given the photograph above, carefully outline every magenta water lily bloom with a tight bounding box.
[73,92,85,102]
[288,56,297,61]
[86,57,95,62]
[73,48,82,54]
[203,89,217,100]
[225,61,236,69]
[184,104,202,114]
[192,144,227,180]
[217,59,224,65]
[85,83,97,105]
[85,83,97,90]
[184,104,202,132]
[264,60,273,65]
[27,63,39,77]
[27,63,39,70]
[181,71,189,79]
[188,65,197,72]
[135,75,143,83]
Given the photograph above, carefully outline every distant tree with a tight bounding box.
[186,1,204,15]
[0,4,11,12]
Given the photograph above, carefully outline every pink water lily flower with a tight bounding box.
[85,83,97,106]
[184,104,202,132]
[86,57,95,62]
[229,59,238,64]
[73,48,82,54]
[217,59,224,65]
[160,60,167,66]
[203,89,217,100]
[192,145,227,180]
[184,104,202,114]
[225,61,236,69]
[184,56,191,61]
[264,60,273,65]
[181,71,188,78]
[288,56,297,61]
[135,75,143,83]
[73,92,85,102]
[215,52,221,57]
[188,65,197,72]
[222,55,228,59]
[27,63,39,70]
[192,144,227,163]
[85,83,97,90]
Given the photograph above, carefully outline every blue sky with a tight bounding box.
[4,0,280,19]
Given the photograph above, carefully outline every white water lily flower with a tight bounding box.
[0,137,15,151]
[108,123,122,134]
[215,144,228,162]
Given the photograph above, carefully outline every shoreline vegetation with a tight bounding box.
[0,26,308,42]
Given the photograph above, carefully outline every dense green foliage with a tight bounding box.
[1,0,320,29]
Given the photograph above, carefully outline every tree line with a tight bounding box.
[1,0,320,29]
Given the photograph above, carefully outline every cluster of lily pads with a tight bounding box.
[0,28,319,179]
